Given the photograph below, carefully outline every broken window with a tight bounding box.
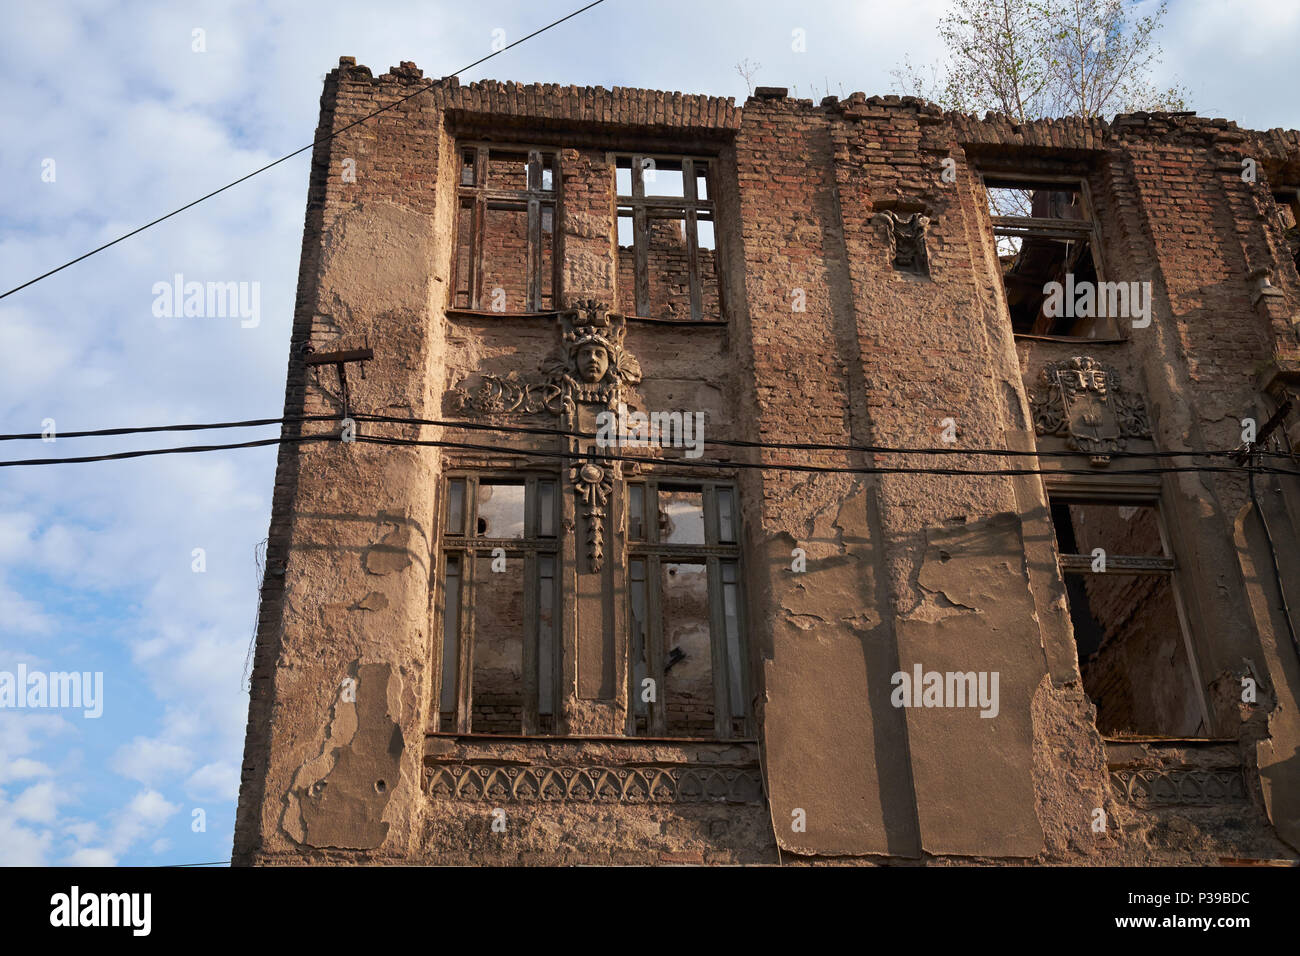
[984,176,1118,338]
[1048,495,1205,736]
[625,480,747,737]
[613,153,722,321]
[1273,188,1300,272]
[452,145,558,312]
[438,474,560,734]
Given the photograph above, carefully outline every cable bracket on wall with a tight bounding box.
[304,346,374,434]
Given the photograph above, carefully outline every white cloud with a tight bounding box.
[0,512,36,562]
[111,736,194,786]
[110,789,182,851]
[63,789,181,866]
[0,581,54,634]
[0,757,53,785]
[0,811,52,866]
[66,847,117,867]
[10,780,66,824]
[185,761,240,803]
[62,820,100,845]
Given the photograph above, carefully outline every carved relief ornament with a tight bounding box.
[872,209,931,276]
[1029,356,1151,466]
[571,459,614,572]
[453,300,642,417]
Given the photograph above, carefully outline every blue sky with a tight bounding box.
[1,0,1297,866]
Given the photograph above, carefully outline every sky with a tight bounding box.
[1,0,1297,867]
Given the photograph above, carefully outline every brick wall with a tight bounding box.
[236,60,1300,865]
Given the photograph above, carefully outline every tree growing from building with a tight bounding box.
[892,0,1189,123]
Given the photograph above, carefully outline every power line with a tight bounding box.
[353,432,1300,479]
[0,415,338,442]
[5,427,1298,479]
[0,0,609,301]
[1,410,1292,463]
[0,434,332,467]
[350,412,1296,462]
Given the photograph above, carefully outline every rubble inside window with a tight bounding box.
[1048,496,1206,736]
[985,178,1117,338]
[1273,188,1300,271]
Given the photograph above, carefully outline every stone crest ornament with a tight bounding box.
[451,299,642,417]
[872,210,930,276]
[571,459,614,572]
[1030,356,1151,466]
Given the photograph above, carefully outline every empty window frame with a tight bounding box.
[453,145,558,312]
[438,474,560,735]
[984,175,1117,338]
[1272,187,1300,272]
[1048,494,1207,736]
[626,480,746,738]
[614,153,721,321]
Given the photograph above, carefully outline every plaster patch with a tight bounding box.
[284,662,404,850]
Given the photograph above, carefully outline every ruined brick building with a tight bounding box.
[232,58,1300,864]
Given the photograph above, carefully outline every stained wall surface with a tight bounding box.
[232,60,1300,865]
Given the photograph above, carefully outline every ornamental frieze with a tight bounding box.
[1110,768,1247,806]
[426,763,765,804]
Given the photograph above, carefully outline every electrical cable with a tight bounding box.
[351,432,1300,479]
[0,415,339,442]
[1248,444,1300,663]
[5,424,1300,476]
[350,411,1296,462]
[2,410,1293,463]
[0,434,334,467]
[0,0,609,301]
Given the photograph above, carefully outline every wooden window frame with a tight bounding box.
[437,471,561,735]
[1272,187,1300,271]
[1272,187,1300,228]
[452,144,560,313]
[979,171,1121,341]
[612,152,721,322]
[1046,489,1212,733]
[625,478,748,739]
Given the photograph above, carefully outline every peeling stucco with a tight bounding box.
[284,662,404,850]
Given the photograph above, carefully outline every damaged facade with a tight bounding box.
[233,58,1300,864]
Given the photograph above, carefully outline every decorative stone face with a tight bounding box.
[452,299,642,416]
[1030,356,1151,465]
[550,298,643,410]
[576,343,609,384]
[872,210,931,276]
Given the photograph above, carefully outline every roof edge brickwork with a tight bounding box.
[330,56,1299,162]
